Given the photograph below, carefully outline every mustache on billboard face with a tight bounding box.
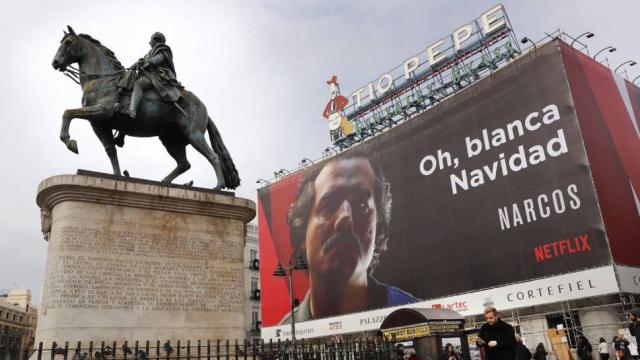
[321,231,362,254]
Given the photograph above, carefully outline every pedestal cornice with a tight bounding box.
[36,173,256,241]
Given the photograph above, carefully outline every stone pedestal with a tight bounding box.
[34,172,255,346]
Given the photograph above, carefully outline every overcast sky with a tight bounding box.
[0,0,637,303]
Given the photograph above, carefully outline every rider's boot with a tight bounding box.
[126,85,144,119]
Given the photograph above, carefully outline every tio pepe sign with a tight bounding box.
[322,4,517,145]
[350,4,506,109]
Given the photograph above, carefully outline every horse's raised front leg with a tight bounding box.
[60,104,111,154]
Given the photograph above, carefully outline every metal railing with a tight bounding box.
[19,339,393,360]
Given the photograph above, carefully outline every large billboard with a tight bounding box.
[258,41,619,333]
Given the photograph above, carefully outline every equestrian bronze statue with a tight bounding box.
[51,26,240,190]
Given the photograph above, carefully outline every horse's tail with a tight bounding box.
[207,116,241,189]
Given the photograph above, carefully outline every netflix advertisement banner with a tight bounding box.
[258,41,614,328]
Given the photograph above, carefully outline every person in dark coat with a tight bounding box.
[396,345,406,360]
[577,336,593,360]
[533,343,548,360]
[614,335,631,354]
[629,308,640,348]
[616,344,633,360]
[514,335,532,360]
[477,307,517,360]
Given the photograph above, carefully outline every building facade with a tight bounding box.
[0,289,38,360]
[244,223,261,341]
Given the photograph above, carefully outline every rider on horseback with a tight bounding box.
[115,32,182,146]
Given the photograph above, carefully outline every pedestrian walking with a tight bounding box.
[616,344,633,360]
[578,336,593,360]
[599,338,610,360]
[404,348,420,360]
[514,335,532,360]
[533,343,548,360]
[629,308,640,347]
[477,307,517,360]
[396,344,406,360]
[615,334,631,360]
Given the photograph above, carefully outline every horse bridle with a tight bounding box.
[62,65,124,85]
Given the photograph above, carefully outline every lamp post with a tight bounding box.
[274,169,291,179]
[520,37,536,51]
[570,31,594,48]
[273,254,308,345]
[300,158,314,167]
[323,147,337,156]
[615,60,637,74]
[633,75,640,85]
[593,46,616,62]
[256,179,269,186]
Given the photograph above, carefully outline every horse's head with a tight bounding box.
[52,26,84,71]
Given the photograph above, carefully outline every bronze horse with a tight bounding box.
[51,26,239,190]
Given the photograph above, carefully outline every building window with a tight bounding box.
[252,310,259,325]
[251,278,259,292]
[250,249,258,262]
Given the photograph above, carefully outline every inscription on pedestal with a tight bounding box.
[35,174,255,345]
[42,225,243,313]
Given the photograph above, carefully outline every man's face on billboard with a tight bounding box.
[304,157,377,282]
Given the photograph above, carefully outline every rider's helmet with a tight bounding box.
[150,32,166,44]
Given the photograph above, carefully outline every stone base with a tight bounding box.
[34,172,255,346]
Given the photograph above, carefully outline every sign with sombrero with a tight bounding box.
[322,75,354,136]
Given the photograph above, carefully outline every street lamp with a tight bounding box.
[570,31,594,48]
[300,158,314,167]
[633,75,640,85]
[593,46,616,62]
[256,179,269,186]
[520,37,536,51]
[323,146,338,156]
[274,169,291,178]
[273,254,308,345]
[615,60,637,74]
